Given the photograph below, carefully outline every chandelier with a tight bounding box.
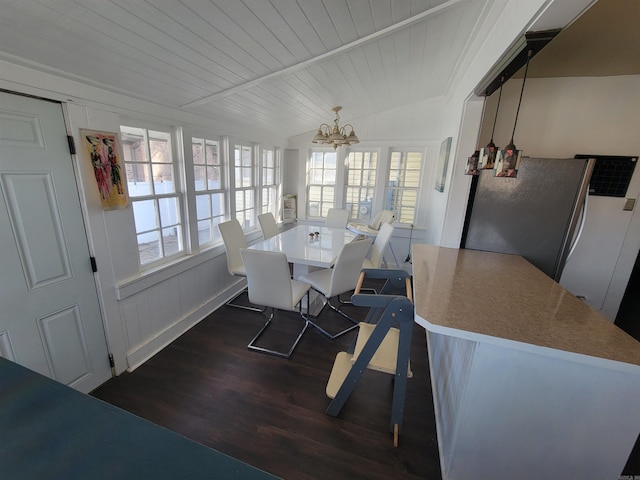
[311,106,359,149]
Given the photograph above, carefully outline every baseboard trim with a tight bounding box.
[125,282,246,371]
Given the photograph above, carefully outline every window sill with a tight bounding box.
[115,227,263,301]
[116,244,225,300]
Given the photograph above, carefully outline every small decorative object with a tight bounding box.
[309,233,315,240]
[435,137,452,192]
[314,231,320,238]
[80,129,128,210]
[465,150,481,175]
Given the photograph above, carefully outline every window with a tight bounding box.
[261,148,278,215]
[119,123,278,272]
[307,151,336,218]
[193,137,224,246]
[121,126,182,266]
[386,150,422,224]
[234,144,256,230]
[346,151,377,221]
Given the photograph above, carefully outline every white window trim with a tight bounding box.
[121,122,185,270]
[386,146,426,226]
[302,145,428,228]
[259,146,280,219]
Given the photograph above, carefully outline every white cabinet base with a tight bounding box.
[427,331,640,480]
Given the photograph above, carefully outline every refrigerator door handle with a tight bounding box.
[567,191,588,260]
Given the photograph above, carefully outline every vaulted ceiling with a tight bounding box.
[0,0,495,139]
[1,0,629,141]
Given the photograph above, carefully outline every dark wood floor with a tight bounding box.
[92,291,441,480]
[92,289,640,479]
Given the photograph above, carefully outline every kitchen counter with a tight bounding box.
[412,244,640,367]
[412,244,640,480]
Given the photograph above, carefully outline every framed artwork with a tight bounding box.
[494,146,522,178]
[80,129,128,209]
[435,137,452,192]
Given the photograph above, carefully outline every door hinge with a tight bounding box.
[67,135,76,155]
[90,256,98,273]
[108,353,115,368]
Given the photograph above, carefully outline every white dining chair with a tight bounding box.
[218,218,263,312]
[258,212,279,239]
[369,210,395,230]
[298,238,372,339]
[324,208,350,228]
[363,221,395,269]
[240,248,311,358]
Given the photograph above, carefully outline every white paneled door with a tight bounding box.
[0,91,111,392]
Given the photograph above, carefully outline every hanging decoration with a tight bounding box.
[80,129,128,209]
[495,50,532,178]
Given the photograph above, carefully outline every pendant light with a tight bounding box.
[465,149,481,175]
[465,96,488,176]
[507,49,533,152]
[482,76,504,169]
[488,76,504,149]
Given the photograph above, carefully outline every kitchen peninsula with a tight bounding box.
[412,244,640,480]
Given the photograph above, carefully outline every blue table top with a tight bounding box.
[0,357,280,480]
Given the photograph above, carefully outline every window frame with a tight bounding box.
[260,147,279,217]
[306,149,338,219]
[191,136,226,249]
[385,148,424,226]
[305,146,424,227]
[120,124,184,269]
[345,150,378,222]
[232,142,258,231]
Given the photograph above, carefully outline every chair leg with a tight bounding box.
[225,288,266,313]
[247,293,310,359]
[308,293,360,340]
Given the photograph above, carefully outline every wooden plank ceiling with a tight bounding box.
[0,0,492,139]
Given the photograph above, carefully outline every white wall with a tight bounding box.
[282,149,299,199]
[64,104,130,373]
[477,74,640,320]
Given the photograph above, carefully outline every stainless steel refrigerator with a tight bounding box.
[461,157,595,281]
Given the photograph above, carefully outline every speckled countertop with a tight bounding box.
[412,244,640,367]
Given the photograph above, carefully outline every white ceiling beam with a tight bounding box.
[180,0,465,109]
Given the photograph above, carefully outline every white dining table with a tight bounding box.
[248,224,357,315]
[249,224,357,278]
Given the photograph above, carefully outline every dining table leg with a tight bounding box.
[292,263,326,316]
